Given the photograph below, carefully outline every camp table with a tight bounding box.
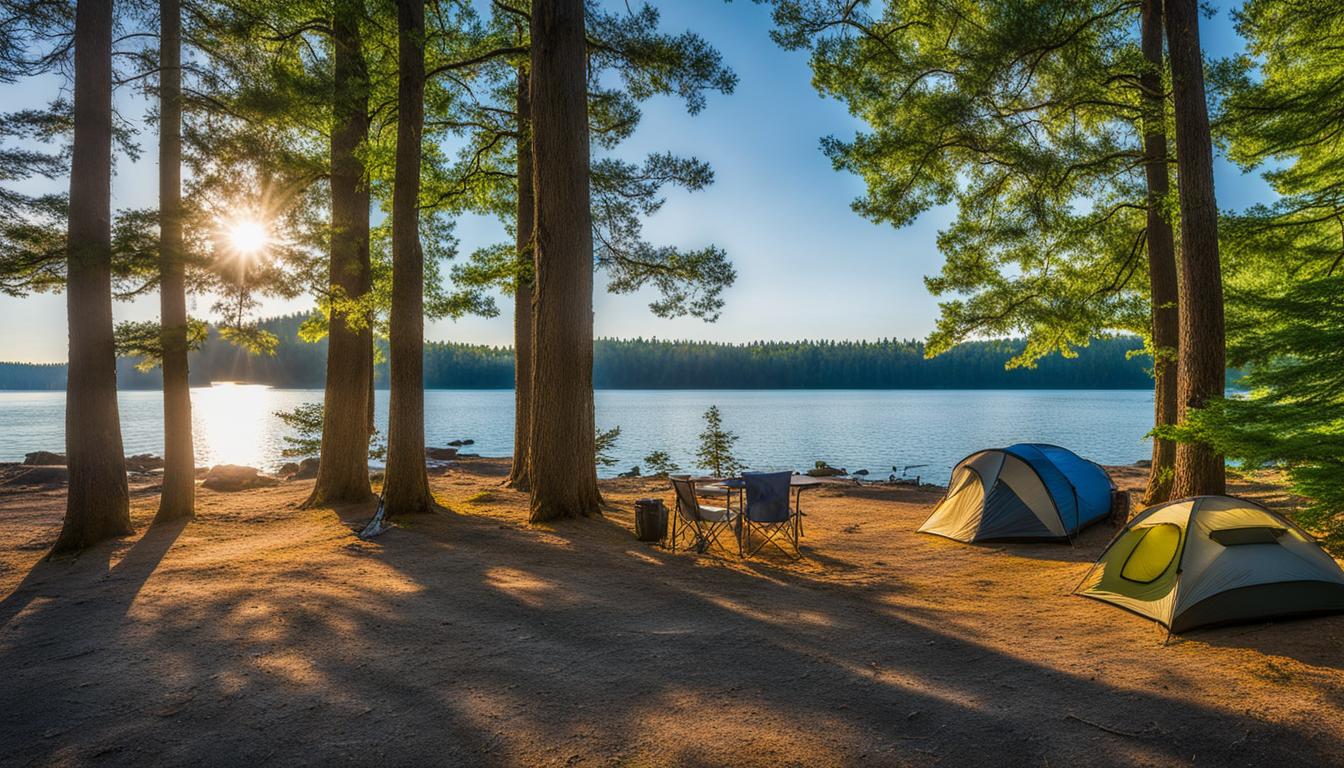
[702,474,823,535]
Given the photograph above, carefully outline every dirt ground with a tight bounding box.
[1,459,1341,767]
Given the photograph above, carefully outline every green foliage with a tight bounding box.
[451,243,522,296]
[1216,0,1344,207]
[642,450,681,478]
[0,4,74,83]
[368,217,496,330]
[696,405,746,478]
[181,0,395,340]
[0,6,194,303]
[0,187,166,301]
[297,313,329,345]
[765,0,1155,366]
[593,153,735,320]
[1202,0,1344,550]
[595,425,622,468]
[274,401,385,460]
[106,208,165,299]
[46,0,738,355]
[0,106,67,229]
[448,1,738,323]
[114,319,210,371]
[587,2,738,120]
[0,192,66,296]
[1213,0,1344,287]
[1165,278,1344,548]
[274,402,326,458]
[218,324,280,357]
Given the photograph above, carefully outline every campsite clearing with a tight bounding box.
[1,459,1341,766]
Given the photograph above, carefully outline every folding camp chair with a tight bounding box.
[740,471,801,558]
[669,476,738,555]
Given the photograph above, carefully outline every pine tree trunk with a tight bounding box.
[54,0,131,553]
[1164,0,1226,498]
[305,0,374,508]
[507,68,534,491]
[1139,0,1178,507]
[526,0,601,522]
[383,0,433,517]
[155,0,194,524]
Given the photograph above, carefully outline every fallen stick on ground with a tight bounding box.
[1065,713,1145,739]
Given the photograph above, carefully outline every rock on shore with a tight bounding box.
[125,454,165,473]
[23,451,66,466]
[201,465,280,492]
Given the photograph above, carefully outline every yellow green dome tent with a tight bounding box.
[1076,495,1344,633]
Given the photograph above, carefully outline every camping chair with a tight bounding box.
[669,477,738,555]
[740,471,801,558]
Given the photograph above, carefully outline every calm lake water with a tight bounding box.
[0,388,1154,486]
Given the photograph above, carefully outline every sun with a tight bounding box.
[225,218,270,257]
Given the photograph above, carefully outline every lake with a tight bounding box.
[0,387,1155,486]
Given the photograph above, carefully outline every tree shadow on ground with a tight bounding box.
[0,494,1340,765]
[1176,614,1344,672]
[0,517,184,631]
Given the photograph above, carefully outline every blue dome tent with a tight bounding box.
[919,443,1115,542]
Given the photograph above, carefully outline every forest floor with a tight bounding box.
[0,458,1342,767]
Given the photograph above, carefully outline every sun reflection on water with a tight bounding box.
[191,383,287,469]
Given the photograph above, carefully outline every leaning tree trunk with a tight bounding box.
[305,0,374,508]
[526,0,601,522]
[155,0,195,523]
[382,0,433,516]
[54,0,131,553]
[507,67,534,491]
[1165,0,1226,498]
[1139,0,1179,507]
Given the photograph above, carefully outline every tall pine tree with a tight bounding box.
[307,0,377,507]
[56,0,132,552]
[765,0,1182,501]
[155,0,195,523]
[527,0,600,521]
[1164,0,1225,497]
[382,0,434,516]
[448,2,737,491]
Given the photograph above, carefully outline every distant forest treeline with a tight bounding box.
[0,313,1158,390]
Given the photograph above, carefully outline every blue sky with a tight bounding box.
[0,0,1272,363]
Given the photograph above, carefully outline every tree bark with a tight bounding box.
[1164,0,1226,498]
[305,0,374,508]
[383,0,433,516]
[526,0,601,522]
[1139,0,1178,507]
[507,67,534,491]
[155,0,195,524]
[54,0,131,553]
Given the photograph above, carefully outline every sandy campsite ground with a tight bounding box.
[0,459,1342,767]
